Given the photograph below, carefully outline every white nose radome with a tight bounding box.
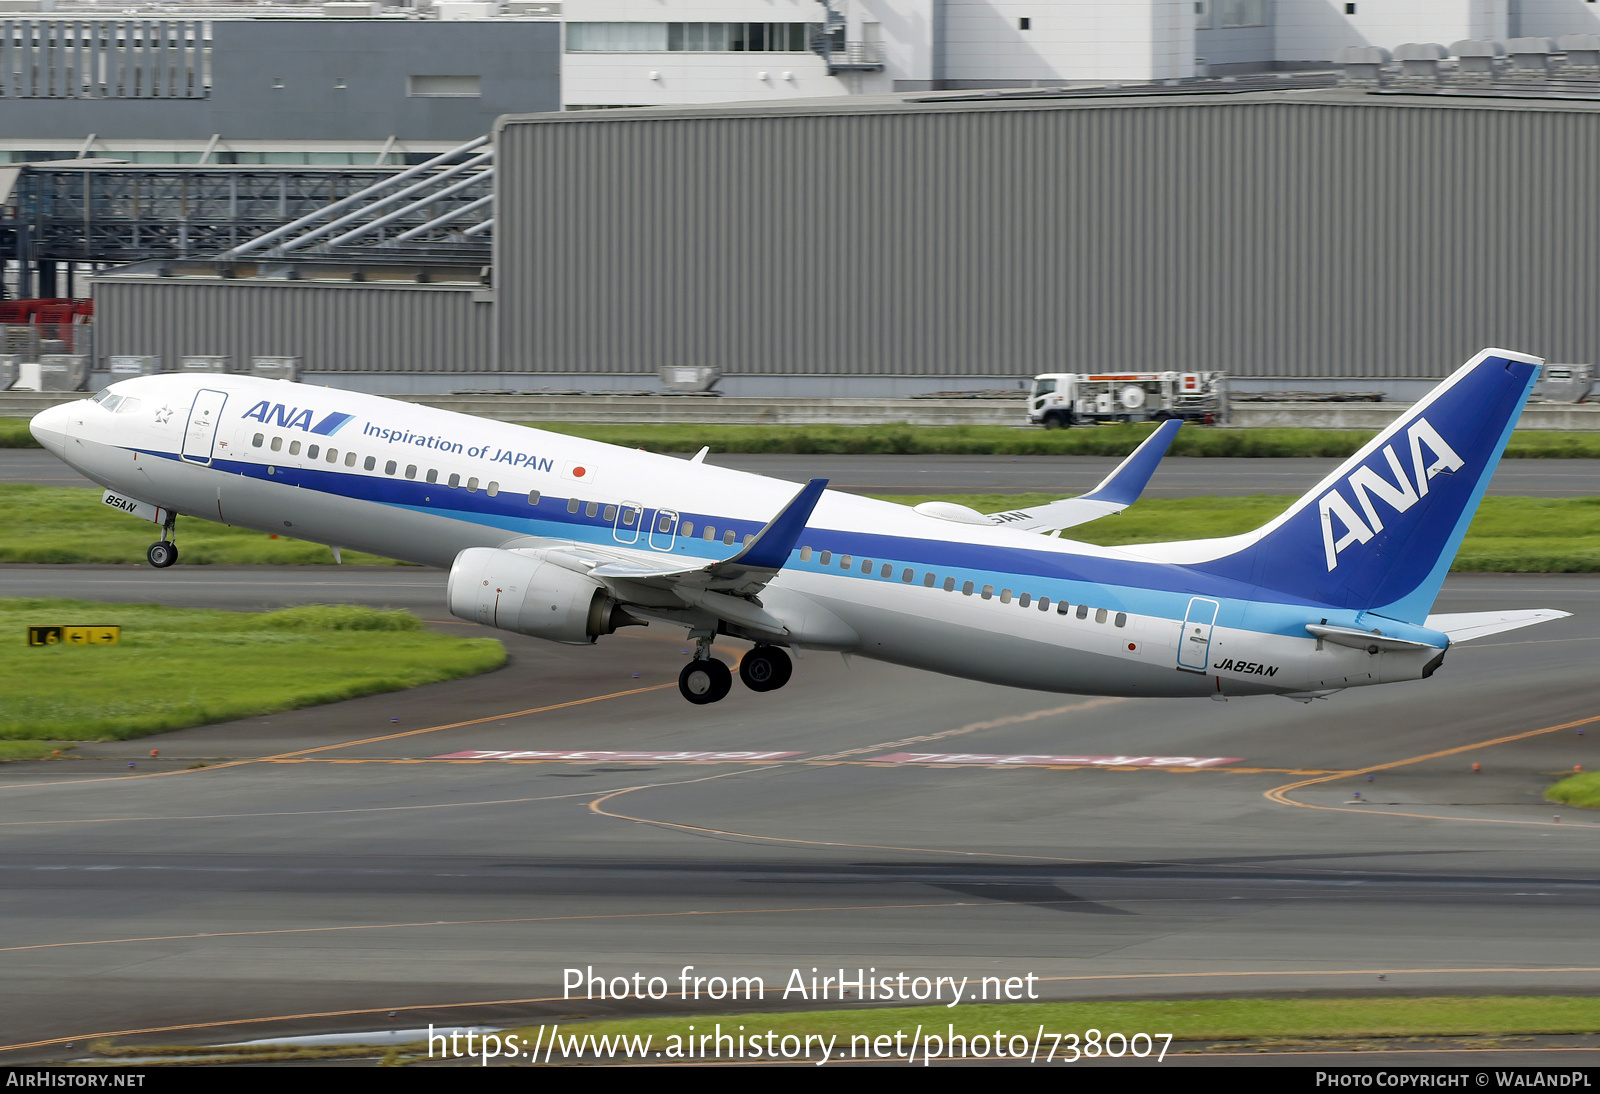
[28,401,72,459]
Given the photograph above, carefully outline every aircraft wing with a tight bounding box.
[583,477,828,599]
[982,418,1182,533]
[1423,610,1572,642]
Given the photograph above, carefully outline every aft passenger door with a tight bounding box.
[181,389,228,464]
[1177,597,1219,673]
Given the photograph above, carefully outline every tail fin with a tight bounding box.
[1185,349,1541,624]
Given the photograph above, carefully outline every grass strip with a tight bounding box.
[503,996,1600,1048]
[537,421,1600,459]
[7,414,1600,455]
[0,484,407,564]
[0,598,506,741]
[3,485,1598,571]
[0,740,74,761]
[1546,772,1600,809]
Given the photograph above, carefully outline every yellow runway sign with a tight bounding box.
[27,626,121,647]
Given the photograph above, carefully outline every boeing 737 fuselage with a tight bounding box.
[28,349,1568,704]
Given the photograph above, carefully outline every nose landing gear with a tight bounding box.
[146,513,178,568]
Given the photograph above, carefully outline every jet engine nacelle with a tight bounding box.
[448,547,638,645]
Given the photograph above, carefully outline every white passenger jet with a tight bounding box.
[29,349,1566,704]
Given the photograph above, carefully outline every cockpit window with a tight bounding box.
[91,389,112,404]
[115,398,141,414]
[98,393,123,412]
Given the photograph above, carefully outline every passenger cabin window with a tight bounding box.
[724,530,737,546]
[407,465,418,479]
[1115,612,1127,627]
[702,525,713,540]
[1077,604,1089,619]
[426,469,438,484]
[467,477,479,493]
[861,559,873,574]
[271,437,283,452]
[289,441,302,455]
[385,460,397,475]
[487,482,499,497]
[307,445,320,460]
[604,505,618,521]
[819,550,831,565]
[682,521,694,536]
[1018,593,1031,607]
[585,501,599,517]
[449,473,462,489]
[1095,608,1108,624]
[981,585,994,600]
[326,449,338,463]
[1000,589,1012,604]
[567,498,580,513]
[527,489,538,504]
[344,451,357,467]
[660,515,673,533]
[1058,601,1070,615]
[252,433,264,447]
[962,581,975,596]
[840,554,852,568]
[364,456,376,471]
[880,563,892,578]
[743,535,753,546]
[801,547,813,562]
[1038,597,1050,611]
[943,577,956,592]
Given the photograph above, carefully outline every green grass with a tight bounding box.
[508,996,1600,1047]
[0,740,74,761]
[537,422,1600,459]
[3,485,1598,570]
[0,484,408,565]
[872,494,1600,573]
[0,598,506,741]
[1546,772,1600,809]
[0,418,37,447]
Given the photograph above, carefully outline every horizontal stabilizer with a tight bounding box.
[1424,609,1571,643]
[983,418,1183,533]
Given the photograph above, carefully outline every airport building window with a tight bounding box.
[487,482,499,497]
[527,489,538,503]
[567,498,580,513]
[252,433,264,447]
[271,437,283,452]
[345,451,358,467]
[819,550,831,565]
[385,461,397,475]
[1115,612,1127,627]
[290,441,302,455]
[1096,608,1108,624]
[1018,592,1031,607]
[467,477,479,493]
[943,576,956,592]
[725,530,737,546]
[566,22,817,53]
[450,473,462,489]
[800,546,812,561]
[1038,597,1050,612]
[1000,589,1012,604]
[840,554,852,569]
[307,445,320,460]
[981,585,994,600]
[364,456,376,471]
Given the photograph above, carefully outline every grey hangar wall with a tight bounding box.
[94,90,1600,390]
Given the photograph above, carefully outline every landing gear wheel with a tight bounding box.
[147,541,178,568]
[739,646,793,692]
[678,658,732,705]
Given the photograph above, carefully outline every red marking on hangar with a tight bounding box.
[433,749,803,762]
[871,752,1244,768]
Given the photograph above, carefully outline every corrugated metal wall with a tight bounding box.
[94,279,493,373]
[497,94,1600,379]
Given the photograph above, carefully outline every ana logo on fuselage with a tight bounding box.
[241,401,355,437]
[1317,417,1464,571]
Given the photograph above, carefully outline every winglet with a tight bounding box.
[723,478,828,570]
[1078,417,1183,506]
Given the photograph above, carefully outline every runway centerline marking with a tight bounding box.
[1265,711,1600,829]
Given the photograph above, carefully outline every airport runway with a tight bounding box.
[6,447,1600,497]
[2,565,1598,1064]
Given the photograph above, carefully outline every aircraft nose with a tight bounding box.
[29,401,73,459]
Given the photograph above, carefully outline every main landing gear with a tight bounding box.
[677,640,794,704]
[146,514,178,569]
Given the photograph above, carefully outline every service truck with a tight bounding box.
[1028,371,1227,428]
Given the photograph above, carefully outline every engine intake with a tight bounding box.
[448,547,640,644]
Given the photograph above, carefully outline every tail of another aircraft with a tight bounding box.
[1186,349,1542,625]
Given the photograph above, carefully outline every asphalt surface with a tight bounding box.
[7,447,1600,497]
[2,566,1598,1066]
